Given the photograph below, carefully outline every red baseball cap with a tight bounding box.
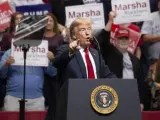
[115,28,129,38]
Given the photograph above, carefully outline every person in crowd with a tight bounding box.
[111,23,143,59]
[0,49,56,111]
[141,0,160,66]
[52,17,116,85]
[147,56,160,110]
[50,0,111,25]
[0,12,23,51]
[95,11,146,111]
[0,12,23,110]
[43,13,64,53]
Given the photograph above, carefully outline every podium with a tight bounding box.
[55,79,142,120]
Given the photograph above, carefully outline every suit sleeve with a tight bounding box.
[52,45,71,69]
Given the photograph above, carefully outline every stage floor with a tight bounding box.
[0,111,160,120]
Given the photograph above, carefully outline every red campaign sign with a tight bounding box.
[110,24,141,54]
[0,1,13,31]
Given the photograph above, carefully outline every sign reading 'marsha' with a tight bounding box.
[112,0,151,24]
[115,2,147,10]
[11,40,48,67]
[68,10,101,18]
[65,3,105,29]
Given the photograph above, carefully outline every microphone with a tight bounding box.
[93,36,100,51]
[89,36,101,51]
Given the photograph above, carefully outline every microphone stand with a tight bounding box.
[93,36,101,76]
[93,36,113,78]
[18,44,30,120]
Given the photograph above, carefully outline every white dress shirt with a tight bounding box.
[123,52,134,79]
[79,48,97,78]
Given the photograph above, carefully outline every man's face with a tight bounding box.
[115,36,131,52]
[74,23,92,48]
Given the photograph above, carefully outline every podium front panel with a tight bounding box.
[56,79,142,120]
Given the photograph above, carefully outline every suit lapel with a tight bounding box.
[89,48,99,78]
[75,51,87,78]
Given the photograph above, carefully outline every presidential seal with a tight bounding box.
[91,85,119,114]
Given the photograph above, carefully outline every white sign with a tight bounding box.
[112,0,151,24]
[11,40,48,67]
[65,3,105,29]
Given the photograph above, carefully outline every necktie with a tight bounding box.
[84,49,95,79]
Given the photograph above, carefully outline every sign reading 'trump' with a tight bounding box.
[16,4,51,16]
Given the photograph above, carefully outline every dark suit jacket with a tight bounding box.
[96,29,146,104]
[50,0,111,25]
[53,44,116,85]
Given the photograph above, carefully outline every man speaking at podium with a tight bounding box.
[53,18,116,85]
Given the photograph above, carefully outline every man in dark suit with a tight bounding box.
[50,0,111,25]
[96,11,147,111]
[53,18,116,85]
[45,17,116,120]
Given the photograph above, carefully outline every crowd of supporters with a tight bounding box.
[0,0,160,119]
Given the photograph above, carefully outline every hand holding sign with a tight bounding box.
[47,51,54,61]
[4,56,15,67]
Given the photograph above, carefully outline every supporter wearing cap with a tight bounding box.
[114,28,131,53]
[96,11,147,111]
